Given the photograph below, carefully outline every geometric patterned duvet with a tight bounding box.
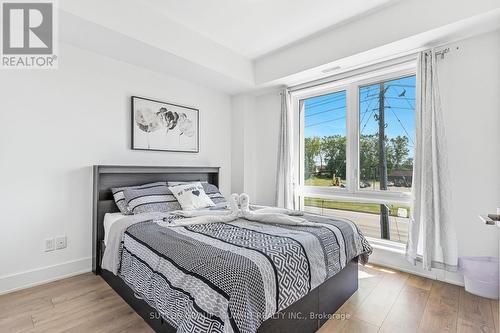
[118,214,372,333]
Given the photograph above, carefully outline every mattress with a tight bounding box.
[103,212,126,246]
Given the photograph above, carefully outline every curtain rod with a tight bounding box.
[434,47,460,59]
[288,45,458,93]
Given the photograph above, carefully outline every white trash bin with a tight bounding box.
[458,256,499,299]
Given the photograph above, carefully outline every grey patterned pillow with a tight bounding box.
[111,182,166,214]
[167,181,227,208]
[203,183,228,208]
[124,185,181,214]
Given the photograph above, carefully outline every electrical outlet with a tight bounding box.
[55,236,67,250]
[45,238,55,252]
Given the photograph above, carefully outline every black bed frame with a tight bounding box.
[92,165,358,333]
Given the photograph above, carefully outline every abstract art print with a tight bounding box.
[131,96,199,152]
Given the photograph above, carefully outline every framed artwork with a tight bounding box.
[131,96,199,153]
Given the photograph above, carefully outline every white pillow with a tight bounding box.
[168,182,215,210]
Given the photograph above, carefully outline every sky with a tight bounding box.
[303,75,416,156]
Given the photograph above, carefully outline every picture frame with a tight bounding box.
[131,96,199,153]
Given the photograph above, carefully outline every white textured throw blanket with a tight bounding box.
[167,193,317,227]
[101,211,172,274]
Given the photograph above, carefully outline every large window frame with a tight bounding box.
[292,61,416,210]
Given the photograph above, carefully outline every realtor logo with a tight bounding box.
[1,0,57,68]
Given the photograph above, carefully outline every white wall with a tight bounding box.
[233,91,280,206]
[253,92,281,205]
[438,30,500,258]
[230,91,282,204]
[231,95,257,199]
[237,30,500,281]
[0,43,232,293]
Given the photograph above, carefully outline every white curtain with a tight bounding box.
[406,50,458,272]
[275,89,295,209]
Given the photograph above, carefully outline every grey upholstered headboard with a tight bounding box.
[92,165,220,273]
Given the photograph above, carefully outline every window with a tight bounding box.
[303,198,410,243]
[303,90,347,189]
[296,65,416,242]
[359,76,416,192]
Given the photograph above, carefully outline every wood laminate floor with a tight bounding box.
[1,264,497,333]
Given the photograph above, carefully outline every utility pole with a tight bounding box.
[378,82,390,240]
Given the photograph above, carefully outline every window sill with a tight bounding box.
[299,187,411,206]
[366,237,406,255]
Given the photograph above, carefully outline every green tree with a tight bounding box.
[359,134,379,182]
[304,136,321,178]
[389,135,410,170]
[360,134,412,181]
[321,135,347,179]
[401,157,413,170]
[305,133,412,184]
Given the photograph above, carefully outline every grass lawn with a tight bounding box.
[304,177,345,187]
[304,197,410,216]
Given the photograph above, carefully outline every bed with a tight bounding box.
[92,165,371,333]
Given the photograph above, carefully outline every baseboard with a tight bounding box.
[369,247,465,287]
[0,257,92,295]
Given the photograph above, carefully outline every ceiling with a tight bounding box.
[142,0,396,59]
[60,0,500,94]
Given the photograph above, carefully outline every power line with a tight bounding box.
[387,86,416,110]
[360,109,376,134]
[305,104,346,118]
[360,99,415,137]
[361,85,375,99]
[359,86,375,130]
[305,115,346,128]
[385,99,415,145]
[305,98,346,110]
[304,94,346,108]
[306,93,346,104]
[359,87,377,127]
[385,84,415,88]
[361,99,416,112]
[361,96,415,102]
[386,106,414,110]
[402,98,415,110]
[360,110,375,134]
[306,109,372,128]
